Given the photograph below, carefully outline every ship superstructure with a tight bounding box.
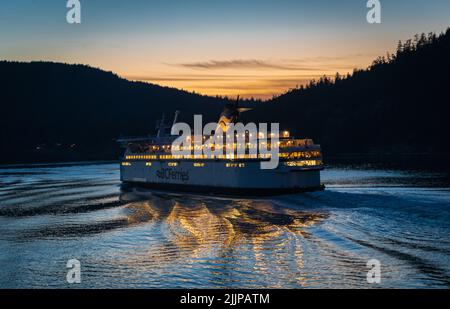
[118,101,323,195]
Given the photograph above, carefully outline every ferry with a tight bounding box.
[118,101,324,196]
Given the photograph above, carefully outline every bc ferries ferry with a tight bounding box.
[118,102,324,196]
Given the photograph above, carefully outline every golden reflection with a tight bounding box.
[166,202,236,249]
[116,190,328,284]
[124,201,159,224]
[119,190,327,243]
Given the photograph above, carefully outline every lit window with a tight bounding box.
[284,160,322,167]
[226,163,245,168]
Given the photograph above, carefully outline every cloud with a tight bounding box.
[171,59,318,71]
[169,54,373,72]
[128,54,375,99]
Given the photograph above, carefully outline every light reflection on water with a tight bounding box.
[0,163,449,288]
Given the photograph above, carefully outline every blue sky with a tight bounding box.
[1,0,449,98]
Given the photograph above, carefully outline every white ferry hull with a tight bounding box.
[120,160,323,196]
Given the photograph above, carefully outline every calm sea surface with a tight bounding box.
[0,163,449,288]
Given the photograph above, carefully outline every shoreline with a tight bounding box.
[1,152,449,171]
[0,160,118,170]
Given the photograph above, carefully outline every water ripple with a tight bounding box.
[0,164,449,288]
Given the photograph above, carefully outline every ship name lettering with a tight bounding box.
[156,168,189,182]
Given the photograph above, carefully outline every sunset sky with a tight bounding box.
[1,0,449,99]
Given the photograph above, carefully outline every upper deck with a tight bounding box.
[119,132,322,164]
[118,103,322,167]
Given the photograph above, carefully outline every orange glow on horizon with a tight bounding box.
[123,55,373,100]
[115,53,378,100]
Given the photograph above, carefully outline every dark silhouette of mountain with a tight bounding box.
[1,28,449,164]
[0,62,228,163]
[245,28,450,162]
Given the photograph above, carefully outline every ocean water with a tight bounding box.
[0,163,449,288]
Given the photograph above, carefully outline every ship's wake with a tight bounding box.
[1,164,449,288]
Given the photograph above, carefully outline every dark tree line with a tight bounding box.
[0,62,231,163]
[244,28,450,158]
[279,29,449,95]
[1,28,449,163]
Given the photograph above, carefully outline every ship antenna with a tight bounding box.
[156,113,166,137]
[172,110,180,127]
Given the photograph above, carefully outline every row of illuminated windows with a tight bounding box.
[126,152,319,161]
[122,162,245,168]
[226,163,246,168]
[125,155,157,160]
[139,138,314,152]
[284,160,322,167]
[181,131,289,141]
[172,143,276,150]
[279,151,321,159]
[123,161,321,168]
[169,142,306,151]
[137,154,269,160]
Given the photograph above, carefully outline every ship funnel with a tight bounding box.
[216,95,252,132]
